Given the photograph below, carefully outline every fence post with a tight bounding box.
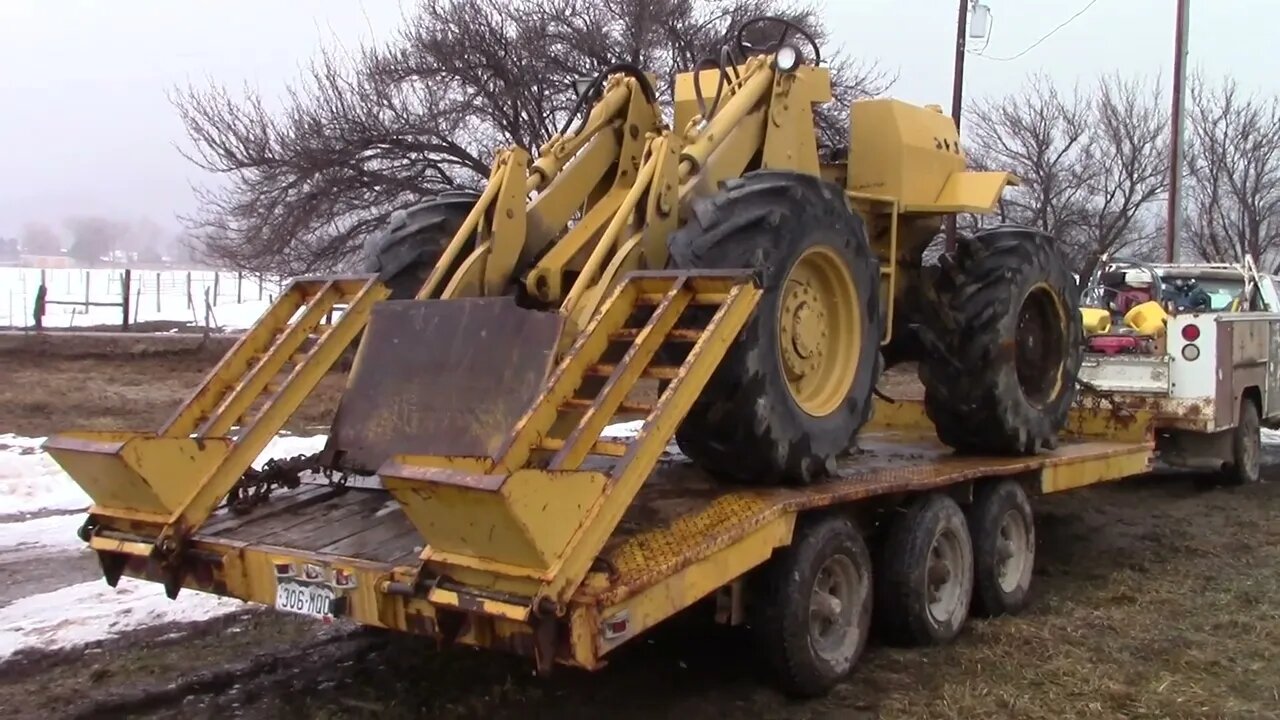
[84,270,91,311]
[156,272,162,312]
[213,272,221,306]
[121,269,132,331]
[33,284,46,330]
[134,280,142,325]
[186,271,193,311]
[237,272,243,304]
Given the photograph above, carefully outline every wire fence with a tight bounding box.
[1,266,288,331]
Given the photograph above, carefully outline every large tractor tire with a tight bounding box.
[361,191,479,299]
[667,171,882,486]
[919,225,1082,455]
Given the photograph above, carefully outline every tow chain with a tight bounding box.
[224,452,351,515]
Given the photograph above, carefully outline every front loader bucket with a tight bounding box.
[324,297,565,473]
[43,431,232,520]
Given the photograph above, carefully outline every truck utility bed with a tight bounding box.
[192,431,1151,608]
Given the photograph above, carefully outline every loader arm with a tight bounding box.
[561,53,833,326]
[419,71,664,306]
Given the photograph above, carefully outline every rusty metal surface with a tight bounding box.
[1071,391,1209,433]
[326,297,563,472]
[588,433,1150,606]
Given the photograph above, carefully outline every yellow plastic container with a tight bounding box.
[1123,300,1168,337]
[1080,307,1111,335]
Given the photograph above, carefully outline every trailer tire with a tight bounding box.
[1223,397,1262,486]
[749,513,873,698]
[919,225,1082,455]
[875,493,974,646]
[668,170,882,486]
[967,479,1035,617]
[362,191,479,300]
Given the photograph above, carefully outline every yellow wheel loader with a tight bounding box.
[42,17,1112,696]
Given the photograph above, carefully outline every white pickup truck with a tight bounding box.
[1076,258,1280,485]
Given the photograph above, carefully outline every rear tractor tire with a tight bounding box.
[361,191,479,300]
[919,225,1083,455]
[667,171,882,486]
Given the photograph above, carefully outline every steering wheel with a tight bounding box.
[734,15,822,65]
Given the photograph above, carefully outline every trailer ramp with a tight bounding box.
[364,269,763,619]
[42,275,388,568]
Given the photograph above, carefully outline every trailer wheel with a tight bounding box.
[1223,397,1262,485]
[362,191,479,300]
[967,479,1035,617]
[919,225,1082,455]
[876,493,974,645]
[668,170,882,486]
[750,514,873,698]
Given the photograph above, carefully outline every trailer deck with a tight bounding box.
[192,432,1150,590]
[125,400,1156,673]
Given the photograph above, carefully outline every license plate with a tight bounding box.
[275,580,335,619]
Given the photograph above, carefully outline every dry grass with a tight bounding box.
[0,345,346,437]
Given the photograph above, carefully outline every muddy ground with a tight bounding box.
[0,341,1277,720]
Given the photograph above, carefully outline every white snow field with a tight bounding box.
[0,266,285,330]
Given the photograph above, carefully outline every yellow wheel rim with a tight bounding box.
[1016,282,1067,407]
[778,245,861,417]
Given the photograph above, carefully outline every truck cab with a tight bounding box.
[1076,258,1280,484]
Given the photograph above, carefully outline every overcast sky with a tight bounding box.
[0,0,1273,241]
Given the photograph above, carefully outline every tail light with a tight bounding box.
[331,568,357,588]
[1181,323,1200,341]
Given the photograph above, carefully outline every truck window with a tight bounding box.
[1159,275,1244,312]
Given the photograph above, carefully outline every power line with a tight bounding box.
[975,0,1102,62]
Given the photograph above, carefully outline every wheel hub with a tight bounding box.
[1015,284,1068,407]
[926,529,965,623]
[783,284,827,374]
[809,553,862,659]
[995,510,1030,594]
[777,246,861,417]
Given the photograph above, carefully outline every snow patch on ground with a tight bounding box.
[0,441,91,515]
[1262,428,1280,445]
[0,513,87,553]
[602,420,645,438]
[0,577,252,661]
[209,299,275,331]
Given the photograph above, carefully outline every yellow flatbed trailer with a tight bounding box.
[44,268,1160,697]
[87,394,1153,695]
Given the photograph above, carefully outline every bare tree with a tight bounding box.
[64,215,131,265]
[173,0,895,275]
[963,72,1169,281]
[19,222,62,256]
[1182,74,1280,270]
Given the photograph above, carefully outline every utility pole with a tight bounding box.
[1166,0,1191,263]
[945,0,971,253]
